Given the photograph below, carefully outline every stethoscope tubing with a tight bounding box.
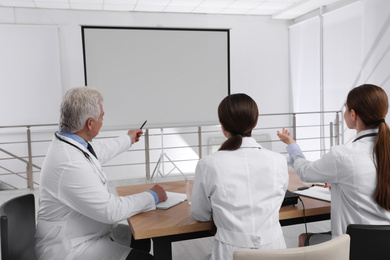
[55,132,92,161]
[55,132,108,185]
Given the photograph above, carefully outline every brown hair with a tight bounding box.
[218,93,259,151]
[346,84,390,210]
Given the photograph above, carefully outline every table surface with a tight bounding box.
[116,171,330,240]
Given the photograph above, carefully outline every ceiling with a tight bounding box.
[0,0,344,19]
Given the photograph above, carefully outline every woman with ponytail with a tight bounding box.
[191,93,289,260]
[278,84,390,246]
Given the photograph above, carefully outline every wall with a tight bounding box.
[0,7,291,187]
[0,24,62,126]
[289,0,390,160]
[0,7,291,115]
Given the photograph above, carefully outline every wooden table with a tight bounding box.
[280,171,330,225]
[116,171,330,260]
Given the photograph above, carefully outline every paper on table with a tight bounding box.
[156,191,187,210]
[292,186,331,202]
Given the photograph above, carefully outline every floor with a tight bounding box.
[0,175,330,260]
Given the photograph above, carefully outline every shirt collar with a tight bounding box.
[354,128,378,140]
[58,128,88,149]
[240,137,262,149]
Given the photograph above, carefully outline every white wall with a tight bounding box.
[360,0,390,92]
[0,24,62,126]
[0,7,291,117]
[0,7,291,186]
[323,2,363,111]
[290,0,390,159]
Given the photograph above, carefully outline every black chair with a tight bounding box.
[346,224,390,260]
[0,194,37,260]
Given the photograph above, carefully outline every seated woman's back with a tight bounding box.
[193,139,287,234]
[191,93,288,260]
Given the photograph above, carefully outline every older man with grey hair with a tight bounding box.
[36,87,166,260]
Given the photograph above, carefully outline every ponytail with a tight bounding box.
[219,131,252,151]
[219,135,244,151]
[374,120,390,210]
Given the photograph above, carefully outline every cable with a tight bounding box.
[298,196,309,245]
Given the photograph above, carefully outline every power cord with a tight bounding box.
[298,196,309,245]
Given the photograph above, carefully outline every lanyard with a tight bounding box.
[352,133,378,143]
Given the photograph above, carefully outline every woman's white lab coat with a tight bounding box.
[191,137,289,260]
[292,129,390,237]
[35,134,155,260]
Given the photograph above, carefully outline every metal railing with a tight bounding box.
[0,111,342,190]
[0,124,57,189]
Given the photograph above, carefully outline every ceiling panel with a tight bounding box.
[0,0,36,8]
[103,4,134,11]
[197,1,233,9]
[0,0,345,19]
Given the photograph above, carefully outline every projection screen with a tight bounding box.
[82,26,230,129]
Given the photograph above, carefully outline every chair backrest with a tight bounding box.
[233,234,350,260]
[0,194,37,260]
[347,224,390,260]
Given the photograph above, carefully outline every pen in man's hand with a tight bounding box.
[140,120,147,129]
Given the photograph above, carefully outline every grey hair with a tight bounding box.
[60,87,104,133]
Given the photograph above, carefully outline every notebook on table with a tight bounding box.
[292,186,331,202]
[156,191,187,210]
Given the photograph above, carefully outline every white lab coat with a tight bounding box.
[292,129,390,237]
[191,137,289,260]
[35,134,156,260]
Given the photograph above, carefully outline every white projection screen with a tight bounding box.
[82,27,230,129]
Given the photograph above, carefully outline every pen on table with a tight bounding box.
[140,120,147,129]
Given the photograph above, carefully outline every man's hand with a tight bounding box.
[127,129,143,144]
[150,184,168,203]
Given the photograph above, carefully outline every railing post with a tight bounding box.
[145,129,151,180]
[198,126,202,159]
[330,122,334,147]
[293,113,297,140]
[26,127,34,190]
[335,112,340,145]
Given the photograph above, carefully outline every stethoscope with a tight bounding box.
[352,133,378,143]
[55,132,107,185]
[55,132,92,162]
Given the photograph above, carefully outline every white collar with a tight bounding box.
[240,137,262,149]
[354,128,378,139]
[353,128,378,143]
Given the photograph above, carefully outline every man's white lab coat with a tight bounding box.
[35,134,155,260]
[191,137,289,260]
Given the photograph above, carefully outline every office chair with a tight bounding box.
[233,234,350,260]
[0,194,37,260]
[347,224,390,260]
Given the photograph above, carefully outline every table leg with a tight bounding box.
[153,237,172,260]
